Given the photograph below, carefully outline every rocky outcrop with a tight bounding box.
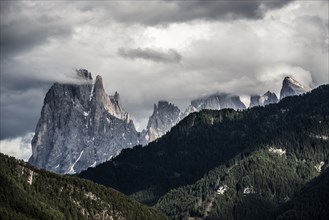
[144,101,181,142]
[29,69,144,174]
[190,94,246,111]
[249,91,278,108]
[280,76,310,100]
[182,94,246,119]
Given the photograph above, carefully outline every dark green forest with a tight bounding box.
[156,147,328,219]
[0,153,167,220]
[79,85,329,219]
[271,168,329,220]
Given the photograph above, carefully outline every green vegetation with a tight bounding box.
[0,153,167,220]
[156,148,327,219]
[270,168,329,220]
[79,84,329,215]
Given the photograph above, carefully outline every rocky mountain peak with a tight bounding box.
[283,76,305,88]
[94,75,104,92]
[158,100,171,108]
[76,68,93,81]
[190,93,246,111]
[90,76,128,120]
[249,91,278,108]
[144,101,181,142]
[280,76,310,100]
[263,91,278,105]
[29,70,142,174]
[264,91,273,96]
[114,91,120,101]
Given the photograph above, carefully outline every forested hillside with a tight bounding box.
[0,153,167,220]
[157,146,328,219]
[79,84,329,215]
[271,168,329,220]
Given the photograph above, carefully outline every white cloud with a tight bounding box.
[0,133,34,161]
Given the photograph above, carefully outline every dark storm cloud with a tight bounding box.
[1,72,53,92]
[84,0,294,25]
[0,88,46,139]
[118,47,182,63]
[0,66,88,140]
[0,1,73,58]
[0,0,294,59]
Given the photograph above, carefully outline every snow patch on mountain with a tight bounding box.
[67,151,84,174]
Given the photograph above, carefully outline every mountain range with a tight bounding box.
[28,69,311,174]
[79,84,328,219]
[1,71,327,220]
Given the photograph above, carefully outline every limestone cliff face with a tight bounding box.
[181,94,246,119]
[249,91,278,108]
[190,94,246,111]
[29,69,143,174]
[144,95,246,142]
[280,76,310,100]
[144,101,182,142]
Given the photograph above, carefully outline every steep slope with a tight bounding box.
[79,85,329,208]
[156,86,329,219]
[157,144,328,219]
[29,69,144,174]
[0,153,167,220]
[270,168,329,220]
[144,101,182,142]
[249,91,278,108]
[280,76,310,100]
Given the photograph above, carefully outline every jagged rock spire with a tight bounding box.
[280,76,310,100]
[76,68,93,80]
[144,101,181,142]
[249,91,278,108]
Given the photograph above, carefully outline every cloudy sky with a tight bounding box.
[0,0,328,160]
